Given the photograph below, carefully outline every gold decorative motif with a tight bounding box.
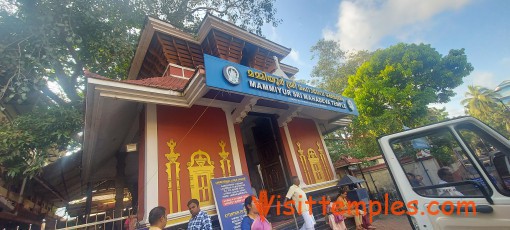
[296,142,312,184]
[218,141,232,177]
[165,140,181,212]
[308,148,325,183]
[188,150,215,206]
[317,141,332,180]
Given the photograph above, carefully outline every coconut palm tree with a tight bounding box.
[462,86,500,117]
[462,85,510,138]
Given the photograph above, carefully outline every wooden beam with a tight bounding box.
[185,41,196,67]
[277,106,302,127]
[232,96,258,124]
[170,37,183,66]
[33,176,67,202]
[156,33,173,64]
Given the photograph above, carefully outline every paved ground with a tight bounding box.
[371,215,413,230]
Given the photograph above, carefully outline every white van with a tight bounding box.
[378,117,510,229]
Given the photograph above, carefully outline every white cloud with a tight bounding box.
[501,57,510,66]
[469,71,498,89]
[288,49,304,65]
[269,26,282,44]
[323,0,471,51]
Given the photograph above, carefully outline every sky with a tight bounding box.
[261,0,510,117]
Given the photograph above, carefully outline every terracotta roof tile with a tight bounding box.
[334,156,361,168]
[124,76,190,91]
[85,67,205,92]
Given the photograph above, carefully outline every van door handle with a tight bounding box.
[439,204,493,213]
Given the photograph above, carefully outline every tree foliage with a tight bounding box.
[462,85,510,138]
[0,105,83,177]
[0,0,281,177]
[310,40,372,160]
[310,39,371,94]
[0,0,281,107]
[343,43,473,156]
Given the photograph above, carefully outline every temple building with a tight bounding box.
[82,14,358,227]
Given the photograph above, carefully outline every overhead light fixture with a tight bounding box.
[126,143,137,152]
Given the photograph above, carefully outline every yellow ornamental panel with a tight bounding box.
[165,140,181,213]
[308,148,325,183]
[187,150,215,206]
[218,141,232,177]
[317,141,332,180]
[296,142,312,184]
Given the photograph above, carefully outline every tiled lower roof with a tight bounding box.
[84,68,204,92]
[124,76,191,91]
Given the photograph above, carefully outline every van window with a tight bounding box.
[390,128,489,197]
[456,123,510,196]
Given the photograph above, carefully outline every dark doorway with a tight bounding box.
[240,114,290,199]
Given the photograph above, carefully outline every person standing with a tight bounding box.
[187,199,212,230]
[124,211,137,230]
[285,176,315,230]
[148,206,167,230]
[241,196,271,230]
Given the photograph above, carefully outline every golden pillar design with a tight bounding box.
[296,142,313,184]
[187,150,215,206]
[308,148,325,183]
[317,141,332,180]
[165,140,181,212]
[218,141,232,177]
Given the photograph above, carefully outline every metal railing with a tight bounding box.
[55,216,127,230]
[54,212,136,230]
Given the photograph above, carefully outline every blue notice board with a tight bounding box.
[211,175,253,229]
[204,54,358,115]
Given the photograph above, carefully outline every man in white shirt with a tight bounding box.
[285,176,315,230]
[437,167,464,196]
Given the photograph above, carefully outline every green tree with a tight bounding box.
[310,40,372,159]
[343,43,473,156]
[0,0,281,177]
[462,85,510,138]
[310,39,371,94]
[0,106,83,177]
[417,107,449,125]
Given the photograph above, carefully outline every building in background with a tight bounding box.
[495,80,510,104]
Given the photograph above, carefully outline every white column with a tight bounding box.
[224,108,243,176]
[283,124,305,184]
[144,103,159,222]
[315,121,338,180]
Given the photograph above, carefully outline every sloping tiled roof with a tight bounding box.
[123,76,190,91]
[363,155,383,161]
[334,156,361,168]
[85,68,204,92]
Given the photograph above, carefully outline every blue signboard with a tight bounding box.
[204,54,358,115]
[211,175,253,230]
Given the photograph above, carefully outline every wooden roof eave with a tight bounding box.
[129,15,291,80]
[197,15,291,57]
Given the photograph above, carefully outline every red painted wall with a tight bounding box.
[279,127,297,177]
[286,118,334,184]
[156,105,234,213]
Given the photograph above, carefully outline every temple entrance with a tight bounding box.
[240,113,290,199]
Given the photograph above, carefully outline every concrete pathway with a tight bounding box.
[371,215,413,230]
